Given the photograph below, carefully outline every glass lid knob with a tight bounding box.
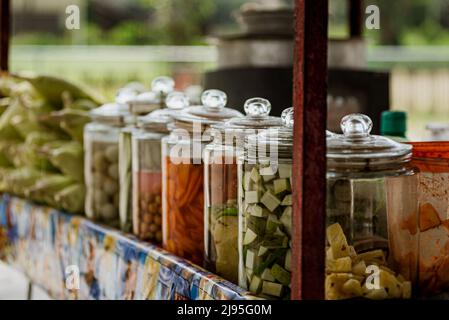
[151,76,175,95]
[201,89,227,112]
[244,98,271,117]
[341,113,372,138]
[281,107,294,128]
[166,91,189,110]
[135,91,157,103]
[116,87,137,105]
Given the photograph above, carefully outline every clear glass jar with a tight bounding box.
[238,107,294,299]
[119,76,175,233]
[84,102,130,227]
[162,90,243,265]
[204,98,282,284]
[132,92,188,244]
[325,114,419,300]
[409,142,449,296]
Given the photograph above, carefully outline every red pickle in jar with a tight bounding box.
[325,114,418,300]
[204,98,282,284]
[238,107,293,299]
[119,76,175,233]
[131,92,187,244]
[162,90,243,265]
[410,142,449,296]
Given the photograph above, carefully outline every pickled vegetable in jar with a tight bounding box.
[325,114,418,300]
[119,76,175,233]
[162,90,243,265]
[409,142,449,296]
[84,102,131,227]
[132,92,189,244]
[238,107,294,299]
[204,98,282,284]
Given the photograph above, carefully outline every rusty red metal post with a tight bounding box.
[349,0,363,38]
[0,0,10,72]
[291,0,328,300]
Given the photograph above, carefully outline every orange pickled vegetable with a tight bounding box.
[163,156,204,265]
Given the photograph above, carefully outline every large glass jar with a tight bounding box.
[132,92,188,244]
[84,102,130,227]
[325,114,419,300]
[119,77,175,233]
[409,142,449,296]
[204,98,282,284]
[238,107,293,299]
[162,90,243,265]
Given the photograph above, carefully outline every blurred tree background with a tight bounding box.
[330,0,449,45]
[11,0,449,46]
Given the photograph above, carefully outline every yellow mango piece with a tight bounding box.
[348,245,357,259]
[325,273,352,300]
[342,279,363,296]
[326,247,334,260]
[326,223,350,259]
[326,257,352,273]
[380,270,402,299]
[352,260,367,276]
[364,288,389,300]
[356,249,386,265]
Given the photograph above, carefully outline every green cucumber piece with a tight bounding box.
[285,249,291,272]
[250,167,261,183]
[266,214,281,233]
[262,281,284,297]
[243,171,252,191]
[278,164,292,179]
[262,235,288,249]
[243,229,258,245]
[273,178,290,194]
[271,263,291,286]
[249,275,262,293]
[262,174,276,182]
[281,194,292,206]
[249,204,269,218]
[261,268,276,282]
[245,249,257,269]
[275,227,286,237]
[254,248,288,275]
[280,206,292,236]
[245,191,260,204]
[261,191,281,212]
[247,216,267,235]
[258,246,269,257]
[259,165,277,176]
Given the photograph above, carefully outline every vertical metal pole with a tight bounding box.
[349,0,363,38]
[291,0,328,300]
[0,0,10,72]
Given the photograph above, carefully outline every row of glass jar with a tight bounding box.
[83,77,449,299]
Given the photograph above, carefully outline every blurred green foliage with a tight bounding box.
[10,0,449,46]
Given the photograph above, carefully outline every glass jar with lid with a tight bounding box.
[161,89,243,265]
[84,102,131,227]
[409,142,449,296]
[238,107,294,299]
[132,92,189,244]
[204,98,282,284]
[325,114,418,300]
[119,76,175,232]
